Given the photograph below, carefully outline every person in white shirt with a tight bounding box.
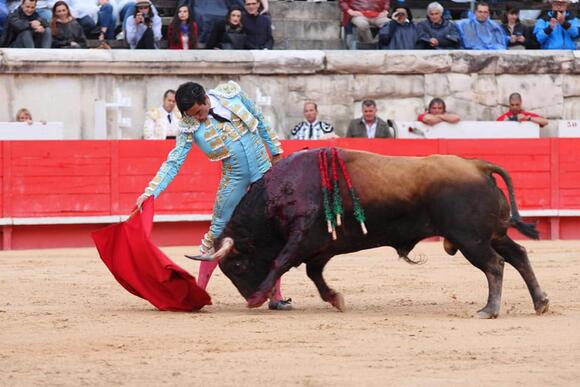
[290,101,336,140]
[143,89,182,139]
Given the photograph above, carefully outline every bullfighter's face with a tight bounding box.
[184,96,210,122]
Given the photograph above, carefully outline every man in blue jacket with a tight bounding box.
[534,0,579,50]
[136,81,292,310]
[457,1,507,50]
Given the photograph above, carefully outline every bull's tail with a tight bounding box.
[483,162,540,240]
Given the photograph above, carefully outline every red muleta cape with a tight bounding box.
[92,197,211,311]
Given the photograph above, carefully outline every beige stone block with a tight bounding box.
[252,50,325,74]
[325,51,388,74]
[562,75,580,97]
[450,52,499,74]
[472,75,498,107]
[0,76,13,122]
[383,51,452,74]
[495,74,562,111]
[447,74,472,94]
[424,74,450,97]
[445,97,488,121]
[353,75,424,99]
[496,51,575,74]
[563,98,580,119]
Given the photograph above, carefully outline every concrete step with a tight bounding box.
[270,1,341,21]
[272,19,341,41]
[274,39,344,50]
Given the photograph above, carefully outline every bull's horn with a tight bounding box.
[184,237,235,262]
[213,237,234,261]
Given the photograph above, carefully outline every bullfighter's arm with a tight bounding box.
[238,89,283,156]
[142,131,193,199]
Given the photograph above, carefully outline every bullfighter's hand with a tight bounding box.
[136,193,150,209]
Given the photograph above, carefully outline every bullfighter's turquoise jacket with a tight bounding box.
[142,81,283,250]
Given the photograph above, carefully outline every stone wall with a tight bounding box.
[1,49,579,139]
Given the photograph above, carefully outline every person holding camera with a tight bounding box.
[501,6,539,50]
[378,5,417,50]
[496,93,549,128]
[124,0,161,49]
[534,0,579,50]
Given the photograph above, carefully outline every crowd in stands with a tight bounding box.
[1,0,578,49]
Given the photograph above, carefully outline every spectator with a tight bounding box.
[534,0,579,50]
[242,0,272,49]
[167,4,198,49]
[416,1,460,50]
[51,0,86,48]
[124,0,161,49]
[1,0,51,48]
[346,100,395,138]
[457,2,507,50]
[418,98,461,126]
[1,0,9,38]
[496,92,548,127]
[290,102,336,140]
[185,0,228,45]
[15,107,33,124]
[339,0,390,44]
[378,5,417,50]
[501,6,538,50]
[227,0,268,15]
[143,89,181,140]
[68,0,116,41]
[206,5,246,49]
[14,107,46,124]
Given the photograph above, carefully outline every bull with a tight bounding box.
[201,148,549,319]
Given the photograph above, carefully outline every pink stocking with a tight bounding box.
[270,278,283,301]
[197,260,219,290]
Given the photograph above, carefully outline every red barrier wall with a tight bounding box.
[1,139,580,249]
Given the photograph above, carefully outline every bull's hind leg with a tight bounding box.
[492,236,549,315]
[458,242,505,319]
[306,257,345,312]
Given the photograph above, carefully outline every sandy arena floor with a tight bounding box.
[1,240,579,386]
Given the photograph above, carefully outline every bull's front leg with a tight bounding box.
[247,237,303,308]
[306,259,345,312]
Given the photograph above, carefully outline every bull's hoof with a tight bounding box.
[534,294,550,315]
[330,292,346,312]
[247,293,268,309]
[475,307,499,319]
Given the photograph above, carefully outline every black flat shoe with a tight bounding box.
[268,298,293,310]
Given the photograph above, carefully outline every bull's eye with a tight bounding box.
[232,261,246,273]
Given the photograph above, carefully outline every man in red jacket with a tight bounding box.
[496,93,549,127]
[339,0,390,43]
